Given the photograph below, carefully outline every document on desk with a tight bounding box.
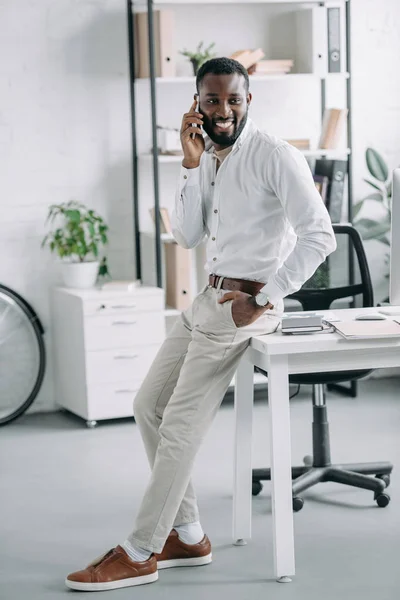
[328,319,400,339]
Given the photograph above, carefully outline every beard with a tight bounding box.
[200,108,248,147]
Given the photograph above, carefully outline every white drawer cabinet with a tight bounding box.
[52,286,165,426]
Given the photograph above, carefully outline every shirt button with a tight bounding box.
[213,257,217,261]
[183,175,187,179]
[212,237,216,241]
[211,182,215,186]
[214,209,218,214]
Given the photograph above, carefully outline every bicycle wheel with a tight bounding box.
[0,284,46,426]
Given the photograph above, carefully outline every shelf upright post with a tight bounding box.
[147,0,163,288]
[127,0,142,281]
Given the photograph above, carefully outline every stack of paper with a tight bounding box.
[329,320,400,339]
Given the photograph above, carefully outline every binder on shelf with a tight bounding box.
[315,159,347,223]
[295,5,326,75]
[327,6,341,73]
[135,10,176,78]
[164,244,192,311]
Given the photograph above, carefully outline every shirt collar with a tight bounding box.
[204,118,256,155]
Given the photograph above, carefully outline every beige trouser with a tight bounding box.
[128,282,283,553]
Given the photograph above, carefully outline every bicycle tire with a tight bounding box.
[0,284,46,426]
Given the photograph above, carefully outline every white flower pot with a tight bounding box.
[60,261,99,289]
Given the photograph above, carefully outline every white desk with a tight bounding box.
[232,307,400,582]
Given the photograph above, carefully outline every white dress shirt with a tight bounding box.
[171,118,337,306]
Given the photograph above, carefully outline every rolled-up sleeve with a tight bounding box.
[260,144,337,305]
[171,166,206,249]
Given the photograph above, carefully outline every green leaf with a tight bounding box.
[377,234,391,246]
[352,201,364,219]
[363,178,384,192]
[365,147,388,182]
[356,219,391,240]
[65,209,81,224]
[363,191,385,204]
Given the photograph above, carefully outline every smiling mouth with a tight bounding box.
[213,120,235,131]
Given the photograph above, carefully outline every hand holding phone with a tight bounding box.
[180,97,205,168]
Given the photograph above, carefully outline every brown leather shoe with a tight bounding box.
[65,545,158,591]
[155,529,212,569]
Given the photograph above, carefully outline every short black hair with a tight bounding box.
[196,57,249,93]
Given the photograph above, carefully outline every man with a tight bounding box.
[66,58,336,591]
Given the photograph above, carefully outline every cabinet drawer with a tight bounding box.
[85,312,165,350]
[86,345,160,384]
[87,383,140,420]
[83,294,164,317]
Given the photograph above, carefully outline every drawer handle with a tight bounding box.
[112,321,137,325]
[111,304,137,309]
[115,389,136,394]
[114,355,139,360]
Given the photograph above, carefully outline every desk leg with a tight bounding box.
[268,354,295,582]
[232,351,254,546]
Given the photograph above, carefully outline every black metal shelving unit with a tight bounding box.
[127,0,163,288]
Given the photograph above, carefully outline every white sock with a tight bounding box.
[122,539,151,563]
[174,521,204,545]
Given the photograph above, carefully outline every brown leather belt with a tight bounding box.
[208,274,265,296]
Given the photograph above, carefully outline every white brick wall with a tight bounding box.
[351,0,400,302]
[0,0,399,413]
[0,0,135,412]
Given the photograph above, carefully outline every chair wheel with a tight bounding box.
[374,493,390,508]
[252,481,263,496]
[375,474,390,488]
[303,455,313,467]
[292,497,304,512]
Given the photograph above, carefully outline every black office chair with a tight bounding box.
[253,224,393,511]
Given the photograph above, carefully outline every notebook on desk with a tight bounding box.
[328,319,400,339]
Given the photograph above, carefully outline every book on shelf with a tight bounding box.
[313,174,329,203]
[254,59,294,75]
[135,10,176,78]
[285,139,310,150]
[149,207,172,234]
[229,48,265,70]
[318,108,348,150]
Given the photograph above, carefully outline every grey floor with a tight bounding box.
[1,379,399,600]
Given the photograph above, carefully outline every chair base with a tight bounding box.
[252,461,393,510]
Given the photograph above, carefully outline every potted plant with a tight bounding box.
[353,147,394,276]
[180,42,216,75]
[353,148,392,245]
[42,201,109,289]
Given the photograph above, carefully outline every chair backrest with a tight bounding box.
[288,224,374,311]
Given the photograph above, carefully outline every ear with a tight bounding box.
[194,93,199,102]
[247,92,252,106]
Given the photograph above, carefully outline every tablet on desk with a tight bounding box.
[328,319,400,339]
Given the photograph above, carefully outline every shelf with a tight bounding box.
[141,148,351,162]
[136,73,349,84]
[134,0,339,5]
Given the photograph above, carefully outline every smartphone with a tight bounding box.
[192,95,199,140]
